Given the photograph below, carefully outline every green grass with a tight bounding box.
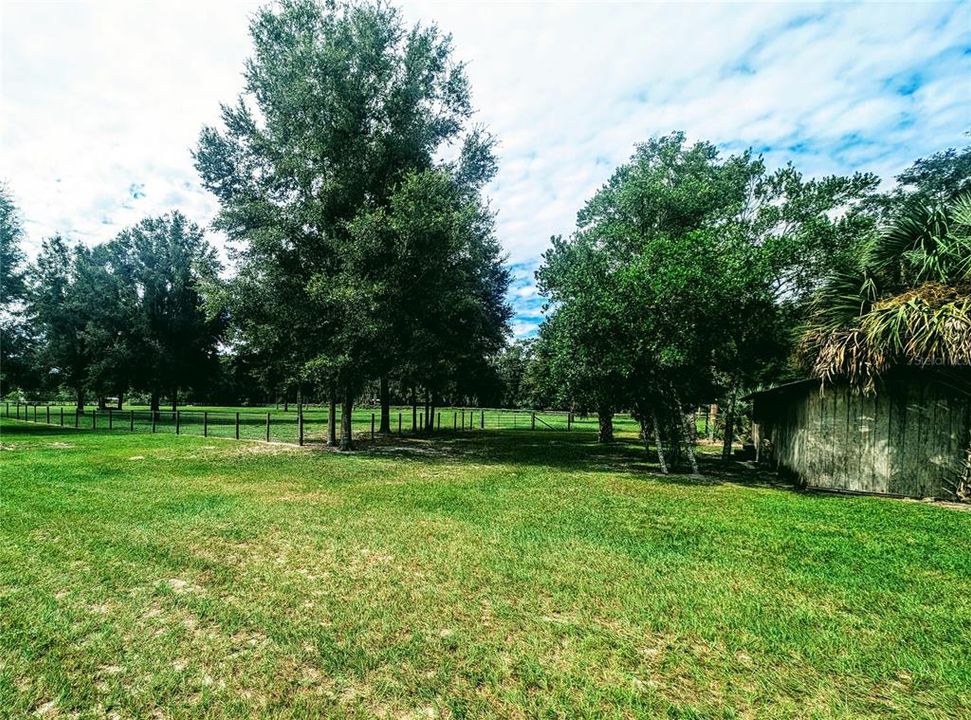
[1,419,969,719]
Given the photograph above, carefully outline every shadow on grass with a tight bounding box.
[1,418,789,493]
[0,420,89,438]
[345,429,789,491]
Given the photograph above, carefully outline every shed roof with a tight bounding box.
[742,378,819,401]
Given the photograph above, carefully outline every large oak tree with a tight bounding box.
[196,0,508,448]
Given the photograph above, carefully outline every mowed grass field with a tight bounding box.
[1,419,969,719]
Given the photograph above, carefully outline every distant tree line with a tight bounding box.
[2,0,968,462]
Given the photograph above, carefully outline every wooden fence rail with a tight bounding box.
[5,401,622,447]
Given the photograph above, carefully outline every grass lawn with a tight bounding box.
[1,419,969,719]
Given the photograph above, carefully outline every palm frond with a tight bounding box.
[803,190,971,388]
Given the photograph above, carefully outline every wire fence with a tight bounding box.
[3,401,622,446]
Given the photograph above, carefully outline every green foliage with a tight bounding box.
[25,214,224,408]
[0,184,33,394]
[111,213,226,405]
[491,338,548,408]
[804,193,971,389]
[0,183,27,308]
[876,144,971,212]
[351,169,510,398]
[30,236,92,402]
[195,0,509,445]
[537,132,878,464]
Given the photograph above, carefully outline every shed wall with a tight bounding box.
[756,377,971,499]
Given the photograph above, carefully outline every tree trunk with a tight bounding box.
[411,388,417,433]
[98,395,107,411]
[297,386,303,444]
[428,392,437,434]
[956,427,971,502]
[650,411,668,474]
[284,389,289,413]
[116,393,123,410]
[171,387,178,413]
[150,390,160,412]
[674,393,700,476]
[721,382,738,460]
[379,375,391,434]
[339,386,353,451]
[597,406,614,443]
[76,388,85,412]
[639,416,651,452]
[327,387,337,447]
[707,403,717,442]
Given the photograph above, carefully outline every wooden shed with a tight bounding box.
[748,369,971,500]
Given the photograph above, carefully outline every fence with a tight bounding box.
[3,402,611,446]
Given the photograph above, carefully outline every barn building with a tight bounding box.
[748,369,971,500]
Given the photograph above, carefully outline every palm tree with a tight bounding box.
[802,193,971,391]
[802,193,971,500]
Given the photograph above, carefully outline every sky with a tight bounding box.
[2,1,970,339]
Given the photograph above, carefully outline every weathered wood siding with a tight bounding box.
[754,374,971,499]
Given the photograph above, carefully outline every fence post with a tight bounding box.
[568,413,572,431]
[152,411,157,433]
[108,408,113,430]
[176,411,181,435]
[236,412,241,441]
[4,402,7,417]
[203,411,208,437]
[398,412,402,435]
[60,407,64,426]
[481,411,484,429]
[74,409,79,428]
[92,410,96,430]
[371,413,375,440]
[266,412,271,442]
[297,410,302,446]
[453,411,457,430]
[437,412,441,431]
[531,412,536,430]
[46,405,51,424]
[130,410,134,431]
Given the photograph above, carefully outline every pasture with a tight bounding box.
[1,418,969,719]
[4,402,648,445]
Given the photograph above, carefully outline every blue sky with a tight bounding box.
[2,1,969,338]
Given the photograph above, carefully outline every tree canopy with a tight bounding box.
[195,0,509,447]
[536,132,878,469]
[0,185,32,393]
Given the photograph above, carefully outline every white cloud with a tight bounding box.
[2,0,969,338]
